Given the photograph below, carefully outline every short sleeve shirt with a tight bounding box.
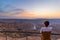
[40,27,52,33]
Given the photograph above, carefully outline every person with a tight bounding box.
[40,21,52,40]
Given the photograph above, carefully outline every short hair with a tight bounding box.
[44,21,49,27]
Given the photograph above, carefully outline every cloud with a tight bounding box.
[0,6,28,19]
[0,4,27,19]
[0,9,5,13]
[0,4,15,13]
[8,9,25,15]
[3,5,15,9]
[0,4,31,19]
[0,2,30,19]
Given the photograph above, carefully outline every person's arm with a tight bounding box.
[40,28,43,33]
[51,27,53,33]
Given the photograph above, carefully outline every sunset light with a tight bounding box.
[0,0,60,19]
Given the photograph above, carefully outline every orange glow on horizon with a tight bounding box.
[10,11,60,19]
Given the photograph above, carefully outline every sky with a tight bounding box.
[0,0,60,19]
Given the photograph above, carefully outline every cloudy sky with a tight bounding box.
[0,0,60,19]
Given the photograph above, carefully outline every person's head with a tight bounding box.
[44,20,49,27]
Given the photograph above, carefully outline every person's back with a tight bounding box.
[40,21,52,40]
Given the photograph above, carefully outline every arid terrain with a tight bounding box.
[0,19,60,40]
